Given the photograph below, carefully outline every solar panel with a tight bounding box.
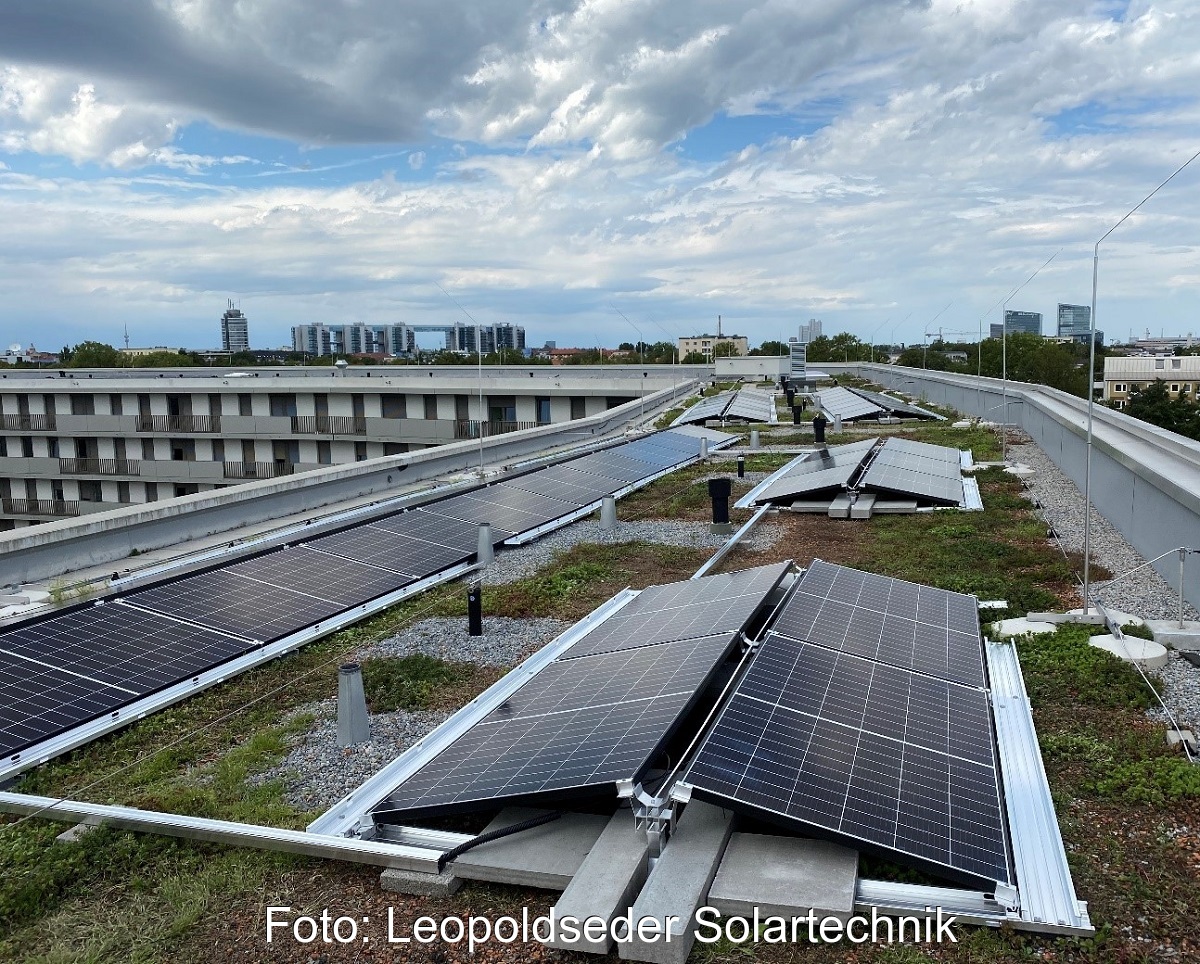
[747,438,877,504]
[0,604,253,757]
[305,526,468,576]
[128,567,345,642]
[502,470,612,506]
[226,547,411,607]
[682,632,1010,885]
[724,390,776,423]
[861,438,966,506]
[370,507,514,547]
[561,562,792,660]
[422,489,569,534]
[671,393,734,426]
[848,387,945,421]
[815,386,886,421]
[774,560,984,687]
[373,633,739,819]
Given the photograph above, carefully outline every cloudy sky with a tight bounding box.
[1,0,1198,352]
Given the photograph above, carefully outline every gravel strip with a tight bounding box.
[1007,434,1198,621]
[361,615,570,666]
[251,699,450,813]
[480,516,784,586]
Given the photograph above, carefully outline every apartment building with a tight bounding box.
[1103,355,1200,408]
[0,365,677,529]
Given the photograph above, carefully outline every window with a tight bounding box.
[1172,358,1182,369]
[208,393,223,416]
[117,480,130,502]
[570,397,586,419]
[1114,383,1127,393]
[383,442,408,455]
[317,440,332,464]
[354,441,367,461]
[20,436,33,458]
[0,438,5,457]
[238,393,252,416]
[70,395,94,415]
[211,438,224,461]
[42,394,56,415]
[145,482,159,502]
[1171,384,1180,394]
[536,397,551,425]
[110,393,123,415]
[381,394,406,419]
[423,394,438,419]
[455,395,469,420]
[1155,359,1165,369]
[487,396,516,423]
[79,480,102,502]
[268,393,296,417]
[47,437,59,457]
[142,437,156,460]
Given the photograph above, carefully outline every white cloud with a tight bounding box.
[1,1,1200,347]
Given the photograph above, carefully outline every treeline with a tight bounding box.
[1120,381,1200,441]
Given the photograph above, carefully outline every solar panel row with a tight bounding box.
[848,386,945,421]
[814,386,886,421]
[861,438,966,507]
[372,563,791,820]
[1,426,731,762]
[681,560,1010,886]
[746,438,877,504]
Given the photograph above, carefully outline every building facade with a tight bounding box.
[0,366,673,530]
[1103,355,1200,408]
[677,334,749,358]
[220,303,250,352]
[1003,310,1043,336]
[1057,304,1103,345]
[799,319,823,344]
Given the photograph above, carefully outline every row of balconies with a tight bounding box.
[0,413,462,441]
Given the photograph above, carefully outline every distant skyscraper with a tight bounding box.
[1057,303,1102,344]
[220,301,249,352]
[1003,309,1042,336]
[799,318,822,344]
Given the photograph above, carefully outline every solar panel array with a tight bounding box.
[372,563,790,820]
[745,438,877,505]
[861,437,966,506]
[723,390,776,423]
[848,386,945,421]
[814,386,886,421]
[672,388,776,426]
[682,560,1010,886]
[0,426,734,763]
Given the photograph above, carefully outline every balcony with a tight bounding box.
[223,461,295,480]
[290,415,367,435]
[59,457,142,476]
[1,498,79,517]
[0,413,56,431]
[454,420,539,440]
[135,414,222,433]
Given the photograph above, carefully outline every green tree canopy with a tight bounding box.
[65,341,123,367]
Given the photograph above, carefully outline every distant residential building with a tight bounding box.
[677,334,749,358]
[799,318,823,344]
[220,302,250,352]
[1003,310,1042,337]
[292,324,333,356]
[1104,355,1200,408]
[1057,304,1102,345]
[0,344,59,366]
[120,346,172,356]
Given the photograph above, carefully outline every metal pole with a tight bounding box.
[1180,549,1187,630]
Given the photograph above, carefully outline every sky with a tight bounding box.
[1,0,1199,352]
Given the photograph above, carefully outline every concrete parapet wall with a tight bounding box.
[0,382,696,584]
[821,363,1200,610]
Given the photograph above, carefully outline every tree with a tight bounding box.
[750,340,788,357]
[712,341,740,358]
[617,342,635,352]
[66,341,123,367]
[681,351,708,363]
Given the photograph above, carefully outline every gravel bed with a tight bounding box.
[480,515,784,586]
[360,615,570,666]
[1007,435,1198,621]
[251,699,449,812]
[1006,431,1200,734]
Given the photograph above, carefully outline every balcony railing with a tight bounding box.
[454,420,540,440]
[0,413,56,431]
[223,461,295,480]
[290,415,367,435]
[1,498,80,517]
[135,414,222,433]
[59,457,142,476]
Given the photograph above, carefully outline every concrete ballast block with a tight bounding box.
[618,801,734,964]
[379,867,463,896]
[449,808,609,890]
[548,811,651,954]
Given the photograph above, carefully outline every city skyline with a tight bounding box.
[2,2,1200,350]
